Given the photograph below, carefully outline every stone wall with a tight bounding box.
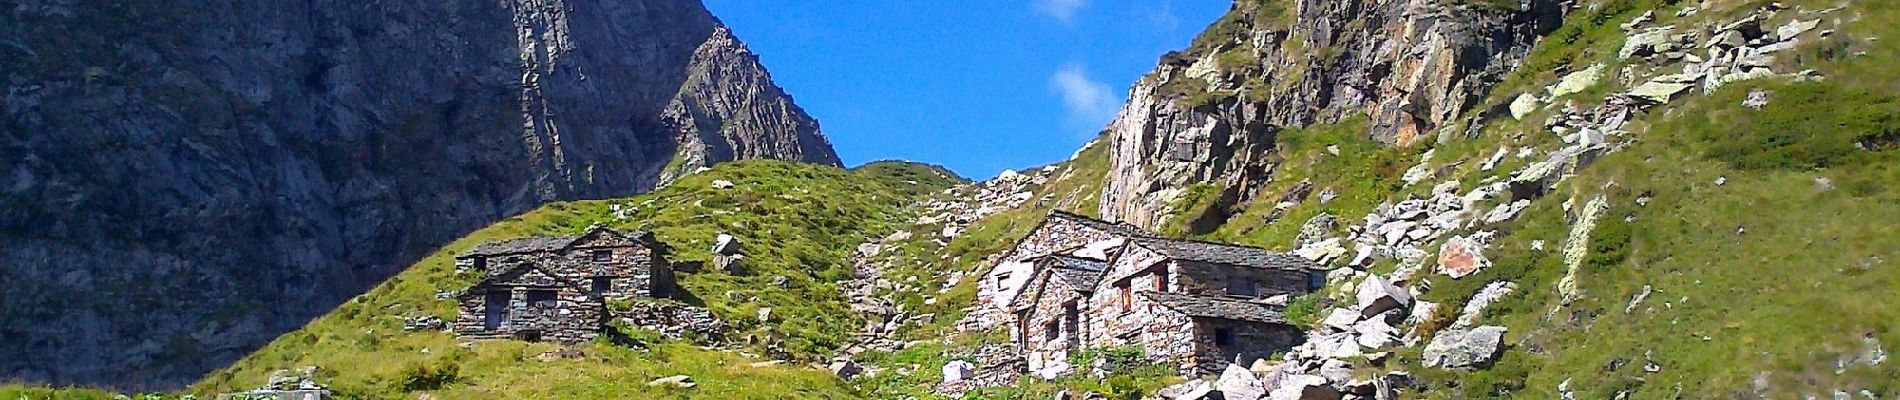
[970,215,1129,331]
[1015,270,1090,375]
[1187,317,1302,375]
[1173,260,1314,299]
[451,234,675,343]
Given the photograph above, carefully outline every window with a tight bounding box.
[592,249,612,262]
[1214,328,1236,346]
[1154,272,1169,293]
[471,257,487,270]
[526,290,558,309]
[591,277,612,295]
[1227,279,1258,297]
[1044,321,1060,343]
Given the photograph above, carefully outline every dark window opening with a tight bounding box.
[472,257,487,270]
[1045,321,1060,343]
[519,330,543,342]
[592,249,612,262]
[1214,328,1236,346]
[1227,279,1258,297]
[591,277,612,295]
[527,290,558,308]
[1154,272,1169,293]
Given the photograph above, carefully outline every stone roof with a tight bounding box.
[1141,292,1290,324]
[459,227,652,257]
[463,236,580,257]
[1129,237,1318,271]
[1048,210,1150,237]
[1046,256,1107,292]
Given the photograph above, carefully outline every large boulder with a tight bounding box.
[1355,276,1412,318]
[941,360,975,383]
[1321,308,1361,333]
[712,233,743,256]
[1437,236,1493,279]
[1215,364,1266,400]
[1422,326,1508,369]
[828,360,864,379]
[1267,374,1342,400]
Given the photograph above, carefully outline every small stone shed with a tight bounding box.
[1006,215,1325,377]
[452,226,676,343]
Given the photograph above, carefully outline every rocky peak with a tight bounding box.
[1099,0,1565,229]
[0,0,834,389]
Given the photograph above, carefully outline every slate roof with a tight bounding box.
[1048,210,1150,237]
[1045,256,1108,292]
[459,227,653,257]
[463,236,580,257]
[1141,291,1290,324]
[1129,237,1319,272]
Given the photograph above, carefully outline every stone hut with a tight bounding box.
[452,226,676,343]
[969,211,1146,332]
[1003,213,1324,377]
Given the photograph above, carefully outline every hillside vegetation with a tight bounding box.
[37,160,962,400]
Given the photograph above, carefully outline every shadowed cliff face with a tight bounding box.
[0,0,836,389]
[1098,0,1563,229]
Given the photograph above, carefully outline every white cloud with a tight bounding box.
[1050,65,1121,133]
[1034,0,1089,24]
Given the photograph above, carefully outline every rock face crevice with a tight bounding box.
[1099,0,1565,228]
[0,0,835,389]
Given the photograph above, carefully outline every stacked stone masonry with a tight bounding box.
[452,227,677,344]
[971,212,1324,384]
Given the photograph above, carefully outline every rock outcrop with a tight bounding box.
[1099,0,1565,228]
[0,0,836,389]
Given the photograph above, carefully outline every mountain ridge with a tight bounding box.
[0,0,836,389]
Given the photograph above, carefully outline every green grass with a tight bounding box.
[174,160,959,399]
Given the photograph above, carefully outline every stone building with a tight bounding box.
[969,211,1146,332]
[1000,213,1324,377]
[452,226,676,343]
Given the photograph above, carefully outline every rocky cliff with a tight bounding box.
[1098,0,1562,229]
[0,0,836,389]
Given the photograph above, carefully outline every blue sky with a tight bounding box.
[703,1,1230,179]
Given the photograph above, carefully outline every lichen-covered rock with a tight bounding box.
[1422,326,1508,369]
[1097,0,1567,228]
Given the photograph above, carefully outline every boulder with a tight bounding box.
[1353,316,1402,350]
[1267,374,1343,400]
[1509,93,1541,120]
[942,360,975,383]
[711,180,735,189]
[1626,81,1693,104]
[1437,236,1493,279]
[712,233,743,255]
[1215,364,1266,400]
[1548,64,1605,98]
[1618,28,1676,59]
[829,360,864,379]
[647,375,696,389]
[1777,19,1819,41]
[1354,276,1412,318]
[1422,326,1508,369]
[1154,379,1207,399]
[713,254,745,274]
[1322,308,1361,332]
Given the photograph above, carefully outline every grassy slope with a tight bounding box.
[1180,0,1900,397]
[122,160,961,399]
